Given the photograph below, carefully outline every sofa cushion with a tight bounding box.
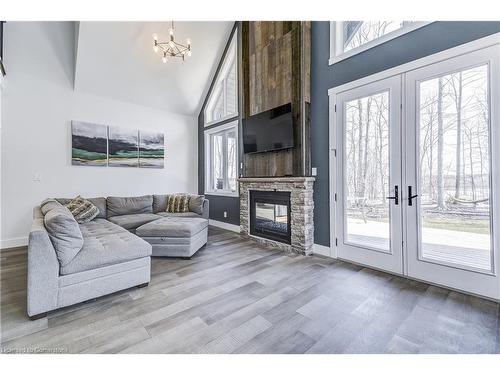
[188,195,205,215]
[79,218,128,237]
[153,194,169,213]
[88,197,107,219]
[64,196,100,223]
[60,231,152,275]
[107,195,153,217]
[136,217,208,238]
[43,204,84,267]
[56,197,107,219]
[156,212,202,218]
[108,213,160,230]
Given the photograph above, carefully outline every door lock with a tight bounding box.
[386,185,399,205]
[408,186,419,206]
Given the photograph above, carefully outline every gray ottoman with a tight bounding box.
[135,217,208,258]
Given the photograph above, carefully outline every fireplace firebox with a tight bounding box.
[250,190,291,244]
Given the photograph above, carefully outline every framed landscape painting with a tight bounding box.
[139,131,164,168]
[71,121,108,166]
[108,126,139,167]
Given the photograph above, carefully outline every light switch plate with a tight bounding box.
[311,167,317,176]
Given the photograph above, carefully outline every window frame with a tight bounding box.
[204,120,239,197]
[204,31,238,127]
[329,21,432,65]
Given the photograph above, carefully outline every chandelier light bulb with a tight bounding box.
[152,33,158,41]
[187,50,192,57]
[186,38,191,46]
[169,28,174,36]
[153,45,158,53]
[162,56,167,63]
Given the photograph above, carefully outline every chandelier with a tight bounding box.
[152,21,192,63]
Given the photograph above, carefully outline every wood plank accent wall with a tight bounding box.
[241,21,311,177]
[248,22,293,115]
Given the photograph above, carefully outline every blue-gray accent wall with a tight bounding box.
[311,21,500,246]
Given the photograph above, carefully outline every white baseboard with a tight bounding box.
[1,236,28,250]
[313,243,332,257]
[209,219,240,233]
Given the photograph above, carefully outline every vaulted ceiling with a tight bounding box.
[74,21,233,116]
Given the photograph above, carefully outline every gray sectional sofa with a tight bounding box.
[27,194,209,319]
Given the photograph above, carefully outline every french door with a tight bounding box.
[331,42,500,299]
[405,46,500,298]
[334,76,404,274]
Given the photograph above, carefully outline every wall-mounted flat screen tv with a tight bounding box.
[243,103,294,154]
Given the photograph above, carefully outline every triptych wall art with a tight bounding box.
[71,121,165,168]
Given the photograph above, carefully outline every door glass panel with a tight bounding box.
[344,91,391,252]
[418,64,491,271]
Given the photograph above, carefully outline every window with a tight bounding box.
[205,121,238,196]
[330,21,430,65]
[204,29,239,197]
[204,31,238,126]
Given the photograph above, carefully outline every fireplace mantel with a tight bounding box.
[238,177,316,183]
[239,176,315,255]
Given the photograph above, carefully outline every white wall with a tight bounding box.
[1,22,198,248]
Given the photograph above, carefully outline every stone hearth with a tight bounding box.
[239,177,315,255]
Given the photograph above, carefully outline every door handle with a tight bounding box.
[386,185,399,205]
[408,186,419,206]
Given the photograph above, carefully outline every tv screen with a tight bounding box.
[243,103,294,154]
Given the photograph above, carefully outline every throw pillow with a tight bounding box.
[40,198,63,215]
[64,196,100,223]
[153,194,169,213]
[44,205,84,266]
[166,194,190,213]
[188,194,205,215]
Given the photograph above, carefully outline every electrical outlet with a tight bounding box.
[312,167,317,176]
[33,172,42,182]
[223,211,227,218]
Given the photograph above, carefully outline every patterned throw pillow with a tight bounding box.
[166,194,190,213]
[64,196,100,223]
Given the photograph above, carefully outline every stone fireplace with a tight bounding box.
[239,177,315,255]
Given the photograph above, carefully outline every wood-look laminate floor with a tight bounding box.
[1,226,499,354]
